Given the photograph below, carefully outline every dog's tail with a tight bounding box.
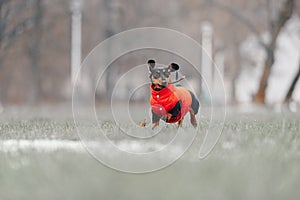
[169,76,185,85]
[189,90,199,115]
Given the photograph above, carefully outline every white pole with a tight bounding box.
[214,51,225,104]
[201,21,213,97]
[70,0,82,84]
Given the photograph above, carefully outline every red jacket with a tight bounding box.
[150,84,192,123]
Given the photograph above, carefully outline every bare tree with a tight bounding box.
[284,58,300,103]
[207,0,294,104]
[0,1,34,66]
[28,0,43,103]
[284,1,300,103]
[283,0,300,103]
[204,0,263,104]
[254,0,294,103]
[103,0,122,100]
[231,41,242,104]
[0,0,35,103]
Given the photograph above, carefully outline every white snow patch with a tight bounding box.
[222,141,236,150]
[0,140,85,153]
[0,139,183,155]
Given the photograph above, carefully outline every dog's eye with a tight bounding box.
[161,69,170,77]
[163,71,170,77]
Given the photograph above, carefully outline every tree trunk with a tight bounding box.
[253,49,274,103]
[0,0,10,68]
[284,60,300,103]
[231,42,241,105]
[28,0,43,103]
[253,0,294,104]
[104,0,121,101]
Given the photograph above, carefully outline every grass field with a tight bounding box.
[0,105,300,200]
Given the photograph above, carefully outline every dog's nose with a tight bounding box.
[161,80,167,87]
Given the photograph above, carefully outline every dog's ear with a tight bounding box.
[147,59,156,72]
[169,63,179,72]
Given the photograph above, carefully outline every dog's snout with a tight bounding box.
[150,67,172,89]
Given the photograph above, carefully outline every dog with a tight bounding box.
[146,59,199,129]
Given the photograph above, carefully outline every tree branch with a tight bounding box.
[204,0,267,49]
[269,0,294,49]
[284,58,300,103]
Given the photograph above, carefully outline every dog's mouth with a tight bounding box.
[151,76,168,91]
[149,67,170,89]
[152,83,166,91]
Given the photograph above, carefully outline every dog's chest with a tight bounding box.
[150,85,179,114]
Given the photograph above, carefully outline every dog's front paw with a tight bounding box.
[139,119,147,127]
[162,113,172,122]
[152,122,159,130]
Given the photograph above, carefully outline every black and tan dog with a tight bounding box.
[145,59,199,129]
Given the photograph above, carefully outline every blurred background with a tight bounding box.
[0,0,300,107]
[1,1,300,199]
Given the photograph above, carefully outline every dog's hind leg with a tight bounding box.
[189,108,197,127]
[188,91,199,128]
[178,118,183,128]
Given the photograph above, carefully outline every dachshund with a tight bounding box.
[145,59,199,129]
